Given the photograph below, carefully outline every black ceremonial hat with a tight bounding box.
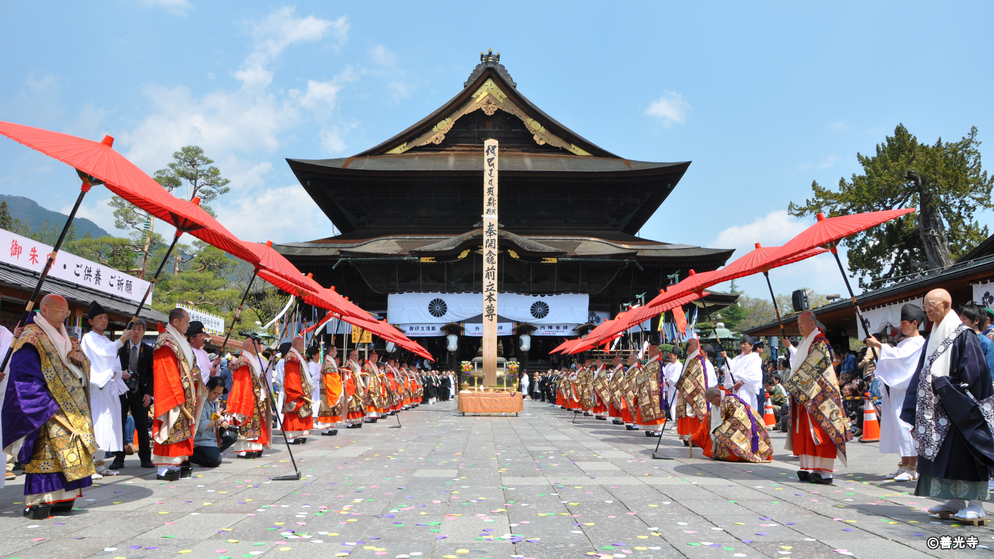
[901,303,926,326]
[186,321,205,337]
[741,334,756,346]
[87,300,108,319]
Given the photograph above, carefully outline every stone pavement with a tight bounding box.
[0,399,991,559]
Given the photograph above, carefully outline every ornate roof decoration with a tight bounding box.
[464,49,516,89]
[385,76,590,156]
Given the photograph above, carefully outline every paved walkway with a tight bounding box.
[0,399,989,558]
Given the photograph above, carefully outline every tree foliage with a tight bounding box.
[789,125,994,289]
[153,146,231,214]
[730,290,832,332]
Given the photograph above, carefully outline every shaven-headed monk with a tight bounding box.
[902,289,994,521]
[227,337,271,458]
[785,311,850,485]
[692,387,772,462]
[3,295,97,518]
[280,337,313,444]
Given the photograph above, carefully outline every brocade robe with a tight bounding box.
[692,394,772,463]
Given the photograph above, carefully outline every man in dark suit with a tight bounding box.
[111,319,155,469]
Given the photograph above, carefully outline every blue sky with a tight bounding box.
[1,1,992,301]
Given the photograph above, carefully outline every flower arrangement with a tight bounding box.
[507,361,519,374]
[461,361,473,373]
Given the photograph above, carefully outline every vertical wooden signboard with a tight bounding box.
[482,139,499,386]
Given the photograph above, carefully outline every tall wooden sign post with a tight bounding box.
[482,139,499,386]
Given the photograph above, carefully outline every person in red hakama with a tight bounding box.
[280,337,313,443]
[227,337,272,458]
[784,311,850,485]
[675,339,717,445]
[635,345,667,436]
[315,345,342,436]
[344,350,366,428]
[606,355,625,424]
[152,308,202,480]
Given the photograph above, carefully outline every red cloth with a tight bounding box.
[152,345,193,461]
[153,346,187,414]
[226,363,257,419]
[282,359,313,432]
[677,416,701,437]
[791,402,837,459]
[621,405,636,424]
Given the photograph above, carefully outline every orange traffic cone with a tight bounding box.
[860,393,880,443]
[763,392,777,427]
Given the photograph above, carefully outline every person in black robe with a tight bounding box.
[901,289,994,521]
[440,373,451,402]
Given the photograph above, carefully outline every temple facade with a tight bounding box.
[277,51,734,368]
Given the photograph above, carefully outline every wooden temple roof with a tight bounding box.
[285,51,695,237]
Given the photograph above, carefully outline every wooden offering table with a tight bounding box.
[457,389,523,416]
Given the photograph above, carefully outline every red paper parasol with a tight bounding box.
[569,311,631,354]
[0,121,256,366]
[706,243,828,338]
[764,209,916,338]
[583,290,711,349]
[549,338,579,355]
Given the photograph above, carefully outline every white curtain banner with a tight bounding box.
[856,297,924,339]
[973,280,994,308]
[387,292,588,325]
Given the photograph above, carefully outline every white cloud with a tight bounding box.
[828,119,851,132]
[645,91,689,128]
[217,184,332,243]
[238,9,348,89]
[708,210,856,298]
[139,0,193,16]
[111,7,355,244]
[797,155,840,172]
[711,210,808,251]
[120,7,354,171]
[369,44,398,67]
[320,127,348,154]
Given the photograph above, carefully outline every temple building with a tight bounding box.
[277,51,735,368]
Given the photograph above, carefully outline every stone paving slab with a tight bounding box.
[1,400,991,558]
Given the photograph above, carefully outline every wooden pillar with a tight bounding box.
[482,139,499,386]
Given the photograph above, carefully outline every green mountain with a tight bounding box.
[0,194,111,239]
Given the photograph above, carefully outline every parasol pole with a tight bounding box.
[126,227,184,329]
[829,247,878,360]
[261,295,304,480]
[218,267,259,353]
[762,271,788,340]
[700,298,736,385]
[0,172,100,372]
[126,195,204,330]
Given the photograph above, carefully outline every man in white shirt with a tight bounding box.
[721,334,764,412]
[865,303,926,482]
[187,321,219,386]
[81,301,133,478]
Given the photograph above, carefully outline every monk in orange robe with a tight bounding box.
[227,337,271,458]
[344,350,366,428]
[315,346,343,435]
[152,308,203,480]
[280,337,314,443]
